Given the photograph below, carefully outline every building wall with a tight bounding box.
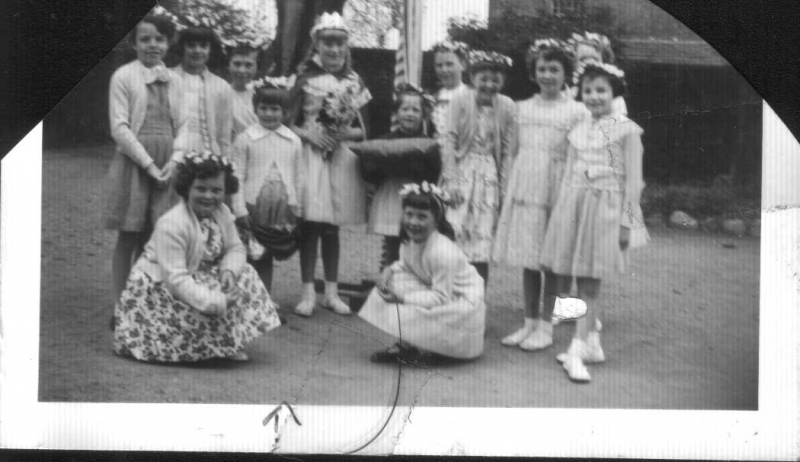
[489,0,701,40]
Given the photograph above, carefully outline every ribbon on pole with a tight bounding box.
[394,0,424,87]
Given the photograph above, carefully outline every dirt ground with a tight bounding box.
[37,146,759,409]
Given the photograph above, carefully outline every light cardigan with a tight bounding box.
[108,60,186,169]
[230,124,306,218]
[133,200,246,313]
[171,66,235,158]
[441,88,518,195]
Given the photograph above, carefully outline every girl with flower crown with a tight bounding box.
[359,182,486,363]
[493,39,589,351]
[430,41,470,137]
[287,12,372,317]
[367,82,439,271]
[440,50,517,284]
[228,43,263,139]
[102,9,187,304]
[231,76,305,292]
[539,62,648,383]
[112,151,282,363]
[568,32,627,116]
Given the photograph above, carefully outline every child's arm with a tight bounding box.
[621,131,645,229]
[218,206,247,277]
[292,137,306,217]
[401,249,456,308]
[108,71,156,171]
[217,88,235,158]
[499,101,519,200]
[439,96,461,184]
[229,134,250,219]
[154,220,227,314]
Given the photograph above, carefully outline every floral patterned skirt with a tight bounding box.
[443,153,500,263]
[113,263,281,363]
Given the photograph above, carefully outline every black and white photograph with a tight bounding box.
[0,0,797,457]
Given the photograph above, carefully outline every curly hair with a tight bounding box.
[398,192,456,242]
[526,46,575,90]
[575,65,627,100]
[174,157,239,200]
[127,13,176,45]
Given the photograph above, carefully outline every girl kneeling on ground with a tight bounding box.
[113,151,281,363]
[359,182,486,364]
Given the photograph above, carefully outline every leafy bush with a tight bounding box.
[641,181,760,220]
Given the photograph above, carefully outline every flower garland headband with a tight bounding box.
[399,181,451,205]
[393,82,436,108]
[151,5,185,31]
[247,75,297,92]
[572,61,625,86]
[569,31,611,50]
[431,40,471,59]
[181,150,234,172]
[310,12,350,38]
[467,49,513,69]
[530,38,574,55]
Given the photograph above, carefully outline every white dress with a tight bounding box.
[358,231,486,359]
[493,95,587,268]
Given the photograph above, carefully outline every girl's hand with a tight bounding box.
[161,160,177,182]
[146,163,167,186]
[377,267,393,293]
[378,286,398,303]
[619,226,631,251]
[220,269,237,293]
[305,131,338,151]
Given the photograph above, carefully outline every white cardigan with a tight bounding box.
[108,60,186,169]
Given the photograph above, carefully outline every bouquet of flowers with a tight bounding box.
[315,79,368,160]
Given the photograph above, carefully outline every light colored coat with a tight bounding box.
[230,124,306,218]
[441,88,518,196]
[171,66,235,158]
[134,200,246,313]
[108,60,186,169]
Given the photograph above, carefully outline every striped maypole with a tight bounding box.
[394,0,424,87]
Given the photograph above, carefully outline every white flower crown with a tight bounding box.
[393,82,436,107]
[468,49,513,69]
[310,12,350,38]
[572,62,625,86]
[247,75,297,92]
[399,181,451,203]
[221,37,270,51]
[182,150,233,170]
[151,5,185,31]
[568,31,611,50]
[431,40,471,55]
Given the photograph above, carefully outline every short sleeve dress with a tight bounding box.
[493,95,587,268]
[539,115,649,278]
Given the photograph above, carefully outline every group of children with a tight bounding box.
[106,8,647,383]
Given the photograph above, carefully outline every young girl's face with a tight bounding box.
[396,94,424,135]
[133,22,168,68]
[188,173,225,218]
[256,102,284,130]
[229,51,258,90]
[581,76,614,118]
[401,206,437,243]
[182,40,211,70]
[434,51,464,89]
[472,70,504,105]
[535,58,566,96]
[315,32,349,73]
[576,43,603,64]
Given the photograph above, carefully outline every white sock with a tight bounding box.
[324,281,339,298]
[524,317,537,330]
[302,282,316,300]
[537,320,553,334]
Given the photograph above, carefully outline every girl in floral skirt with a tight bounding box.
[113,151,281,363]
[440,50,517,284]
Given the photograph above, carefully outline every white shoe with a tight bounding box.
[323,295,352,315]
[228,351,250,362]
[562,353,591,382]
[501,322,536,346]
[294,283,316,317]
[556,334,605,364]
[519,322,553,351]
